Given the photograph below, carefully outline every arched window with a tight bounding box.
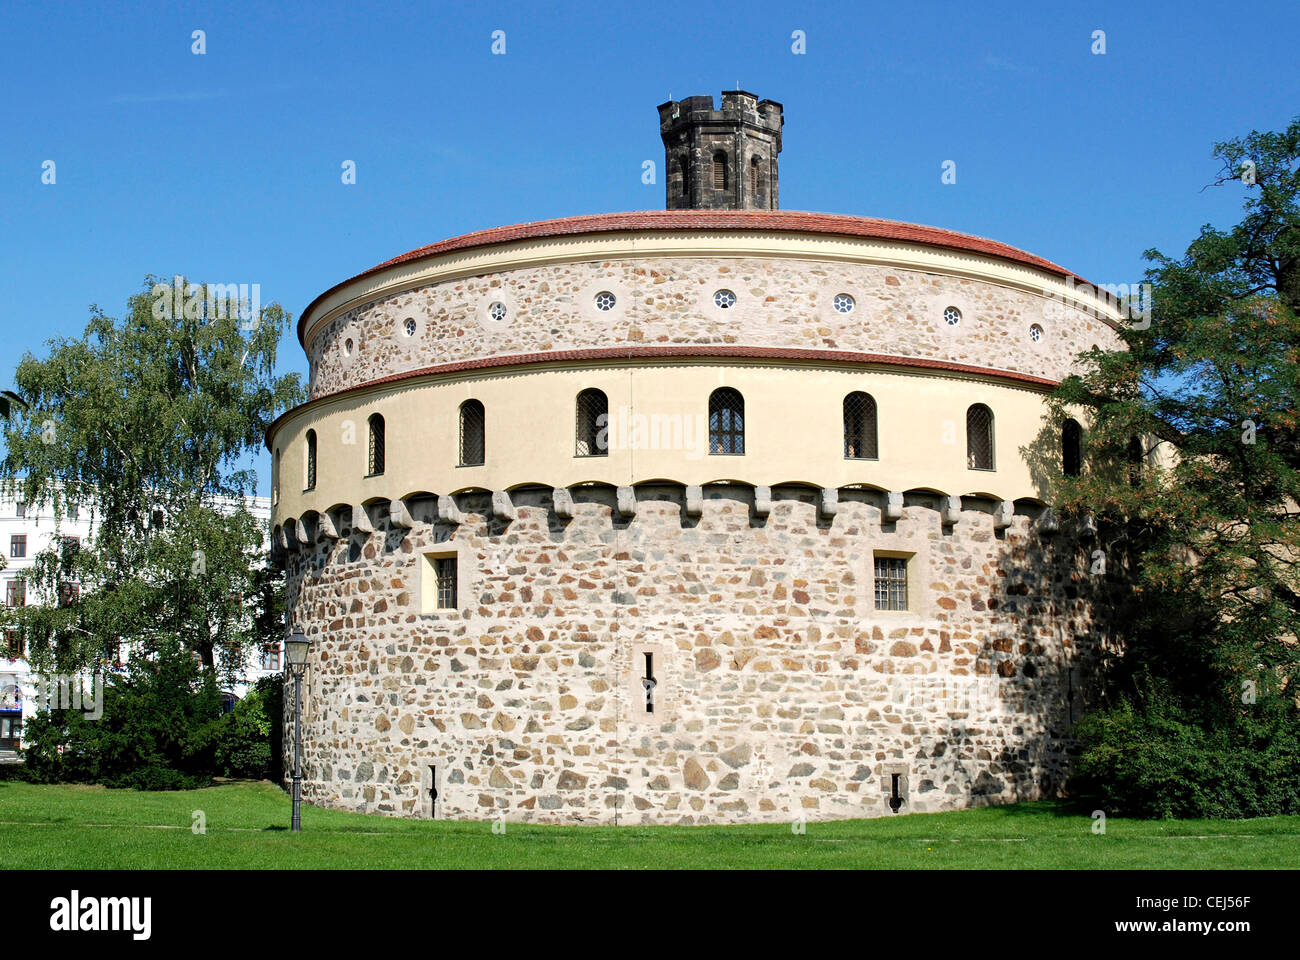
[305,430,317,491]
[575,389,608,457]
[1062,419,1082,477]
[367,414,385,476]
[460,400,485,466]
[843,392,878,460]
[273,449,281,505]
[966,404,995,470]
[750,155,761,196]
[1127,435,1143,488]
[712,151,728,190]
[709,388,744,455]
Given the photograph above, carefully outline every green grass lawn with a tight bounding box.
[1,780,1297,869]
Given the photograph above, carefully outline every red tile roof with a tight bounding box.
[296,210,1091,346]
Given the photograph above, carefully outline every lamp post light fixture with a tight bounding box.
[284,626,312,833]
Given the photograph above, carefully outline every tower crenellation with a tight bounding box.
[658,91,783,210]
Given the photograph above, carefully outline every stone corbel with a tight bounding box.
[819,487,839,519]
[552,487,575,520]
[351,504,374,535]
[1037,507,1060,536]
[491,490,517,522]
[685,485,704,517]
[437,495,465,525]
[294,518,312,548]
[274,526,289,552]
[939,495,962,525]
[753,485,773,517]
[1080,514,1098,539]
[317,511,341,541]
[390,500,414,530]
[993,500,1015,530]
[616,486,637,518]
[884,491,904,523]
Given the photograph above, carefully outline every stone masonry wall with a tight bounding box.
[307,257,1122,399]
[284,486,1108,824]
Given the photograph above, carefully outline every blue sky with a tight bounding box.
[2,0,1296,495]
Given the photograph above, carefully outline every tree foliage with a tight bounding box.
[0,277,303,673]
[1051,118,1300,815]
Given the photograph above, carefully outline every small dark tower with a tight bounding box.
[658,91,783,211]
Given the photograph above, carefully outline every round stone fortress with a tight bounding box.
[267,93,1126,823]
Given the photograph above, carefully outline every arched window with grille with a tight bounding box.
[966,404,995,470]
[367,414,385,476]
[460,400,485,466]
[843,392,878,460]
[750,155,761,196]
[709,388,744,455]
[712,151,728,190]
[1062,419,1082,477]
[575,389,608,457]
[305,429,317,491]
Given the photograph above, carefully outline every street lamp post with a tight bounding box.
[284,626,312,833]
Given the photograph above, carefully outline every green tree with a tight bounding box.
[1051,118,1300,816]
[0,277,303,673]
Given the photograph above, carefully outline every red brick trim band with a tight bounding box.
[265,344,1060,448]
[297,210,1093,346]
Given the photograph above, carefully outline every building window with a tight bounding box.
[874,555,909,611]
[712,289,736,310]
[843,392,878,460]
[58,582,79,607]
[4,629,22,660]
[594,291,616,312]
[9,535,25,559]
[833,293,855,314]
[575,388,608,457]
[967,404,995,470]
[1063,418,1083,477]
[403,318,417,337]
[750,155,761,195]
[273,449,281,505]
[260,643,281,671]
[488,301,507,324]
[67,503,79,520]
[435,557,458,609]
[423,552,460,612]
[679,155,691,201]
[1029,323,1044,342]
[459,400,485,466]
[5,580,25,607]
[367,414,385,476]
[305,429,317,491]
[60,537,80,564]
[712,150,727,189]
[708,388,745,455]
[15,502,25,519]
[943,305,962,326]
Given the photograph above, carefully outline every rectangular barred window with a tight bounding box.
[435,557,458,609]
[874,556,908,611]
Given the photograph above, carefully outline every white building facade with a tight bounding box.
[0,485,275,754]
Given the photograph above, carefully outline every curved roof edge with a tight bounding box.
[296,210,1094,347]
